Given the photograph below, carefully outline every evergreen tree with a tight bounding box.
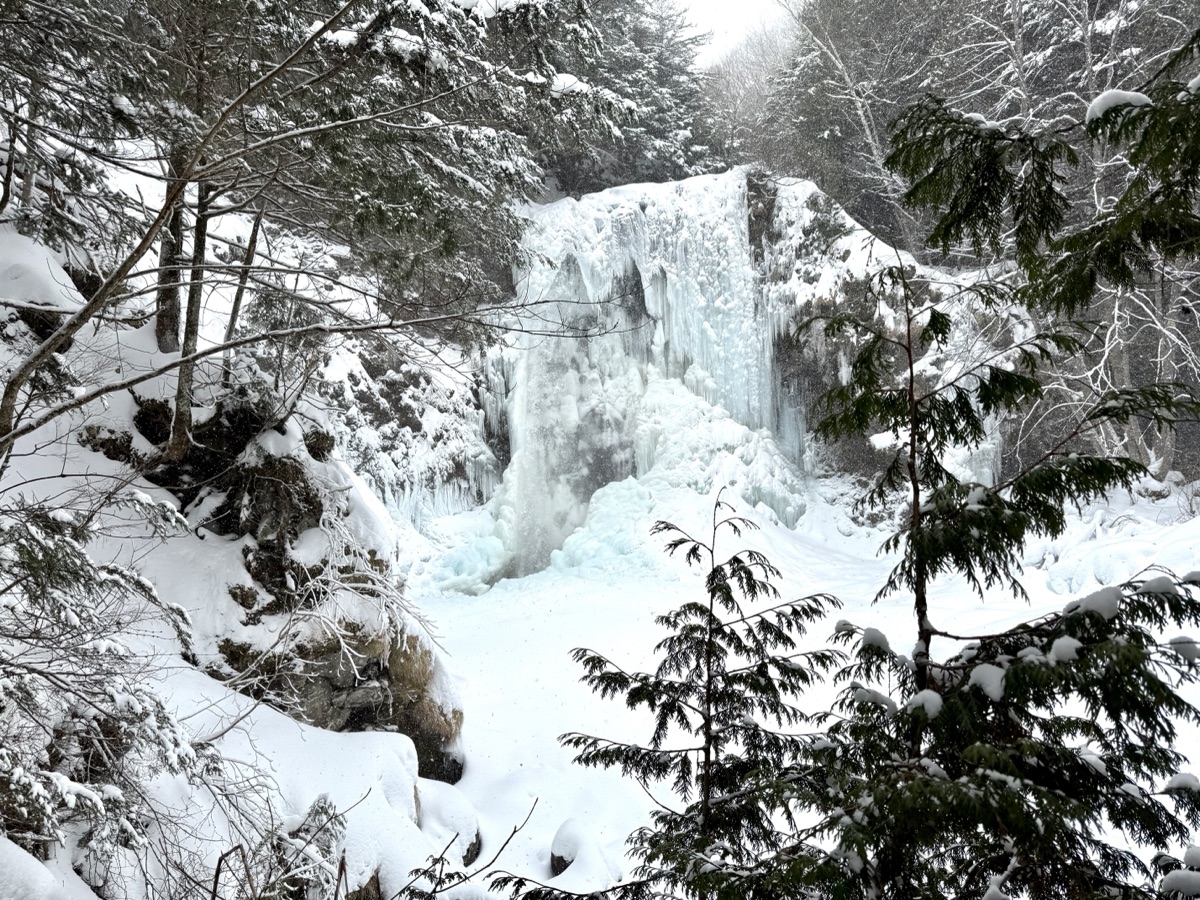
[796,572,1200,898]
[542,0,720,196]
[0,0,623,469]
[495,493,842,900]
[0,0,165,262]
[788,257,1200,896]
[884,17,1200,480]
[792,23,1200,898]
[0,495,197,875]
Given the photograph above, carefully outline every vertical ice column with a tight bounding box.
[493,256,644,576]
[516,170,779,434]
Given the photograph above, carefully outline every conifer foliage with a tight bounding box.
[540,0,720,196]
[783,26,1200,897]
[799,575,1200,898]
[887,29,1200,316]
[0,495,197,873]
[544,496,1200,899]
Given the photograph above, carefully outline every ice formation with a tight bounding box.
[476,169,908,577]
[480,172,780,574]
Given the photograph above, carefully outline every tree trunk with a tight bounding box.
[17,91,39,213]
[164,182,213,462]
[1152,266,1180,475]
[1104,291,1153,467]
[1009,0,1031,120]
[0,114,16,217]
[155,146,190,353]
[222,207,263,387]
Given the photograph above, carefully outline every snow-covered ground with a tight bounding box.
[407,465,1200,890]
[5,466,1200,897]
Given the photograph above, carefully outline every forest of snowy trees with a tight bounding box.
[3,0,1200,897]
[712,0,1200,478]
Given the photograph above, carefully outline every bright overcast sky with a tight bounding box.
[684,0,788,66]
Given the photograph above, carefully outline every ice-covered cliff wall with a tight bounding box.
[471,168,902,579]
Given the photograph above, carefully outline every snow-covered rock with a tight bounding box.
[0,837,96,900]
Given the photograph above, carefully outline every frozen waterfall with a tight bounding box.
[476,169,859,578]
